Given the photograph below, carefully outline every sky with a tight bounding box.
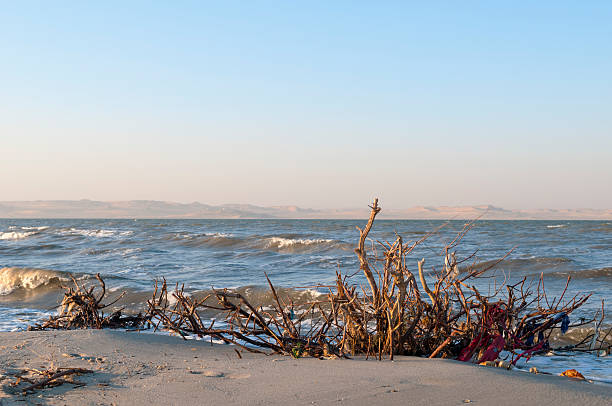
[1,1,611,209]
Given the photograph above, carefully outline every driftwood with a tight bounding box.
[9,366,93,394]
[28,273,149,330]
[330,200,595,362]
[146,275,342,358]
[143,199,602,362]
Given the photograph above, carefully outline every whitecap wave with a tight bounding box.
[0,267,70,295]
[203,232,233,238]
[0,231,38,240]
[265,237,335,249]
[0,226,49,240]
[171,232,233,240]
[547,224,566,229]
[57,228,133,238]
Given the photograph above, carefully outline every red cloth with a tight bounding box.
[478,334,505,363]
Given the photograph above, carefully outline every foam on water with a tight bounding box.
[56,228,133,238]
[0,231,38,240]
[0,306,56,331]
[0,225,50,240]
[266,237,336,249]
[514,351,612,384]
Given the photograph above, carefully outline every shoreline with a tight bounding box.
[1,330,610,405]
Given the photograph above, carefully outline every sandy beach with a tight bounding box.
[0,330,609,405]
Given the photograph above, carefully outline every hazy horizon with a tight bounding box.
[1,198,610,211]
[1,199,610,220]
[2,2,611,209]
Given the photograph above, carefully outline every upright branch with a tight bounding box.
[418,258,436,305]
[355,198,381,306]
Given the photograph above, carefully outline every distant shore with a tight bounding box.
[1,200,611,220]
[1,330,610,405]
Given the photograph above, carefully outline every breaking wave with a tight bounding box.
[0,267,71,295]
[0,231,38,240]
[0,226,50,240]
[0,267,328,323]
[172,233,350,253]
[55,228,133,238]
[546,224,566,229]
[263,237,341,251]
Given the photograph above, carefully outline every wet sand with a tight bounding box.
[0,330,610,405]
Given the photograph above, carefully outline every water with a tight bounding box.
[1,219,610,380]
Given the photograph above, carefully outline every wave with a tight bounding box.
[172,233,245,249]
[463,256,573,275]
[81,247,142,257]
[0,267,71,295]
[55,228,133,238]
[590,244,612,250]
[550,324,612,347]
[0,267,327,323]
[546,224,566,229]
[0,226,51,240]
[0,231,39,240]
[214,285,324,305]
[0,267,135,309]
[263,237,339,251]
[2,226,132,240]
[0,244,66,255]
[171,232,350,253]
[545,267,612,280]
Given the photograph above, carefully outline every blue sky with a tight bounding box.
[2,1,611,209]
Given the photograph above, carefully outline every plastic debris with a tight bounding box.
[560,369,585,380]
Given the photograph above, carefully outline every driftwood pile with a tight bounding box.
[146,275,341,357]
[326,200,602,362]
[143,199,608,363]
[28,273,148,330]
[29,199,609,365]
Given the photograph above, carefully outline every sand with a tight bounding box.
[0,330,610,405]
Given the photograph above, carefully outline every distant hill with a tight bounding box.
[0,200,610,220]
